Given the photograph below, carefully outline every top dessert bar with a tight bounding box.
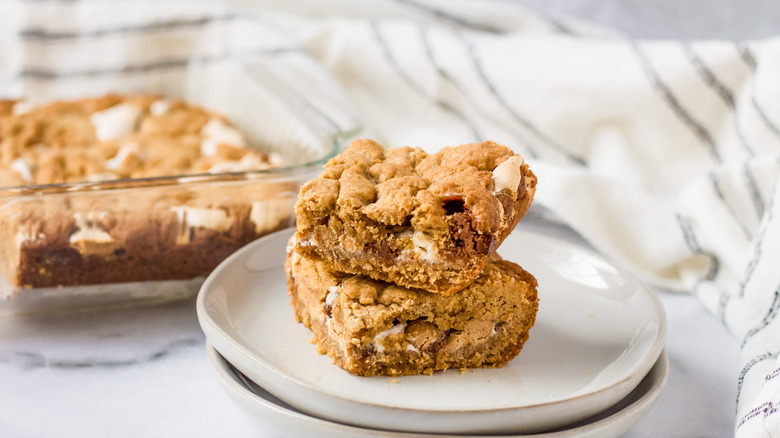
[294,139,536,295]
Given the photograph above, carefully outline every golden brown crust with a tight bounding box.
[0,95,276,187]
[303,139,527,233]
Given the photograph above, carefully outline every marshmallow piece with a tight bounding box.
[325,286,340,307]
[172,206,234,232]
[16,229,45,246]
[412,231,437,261]
[207,153,271,174]
[373,323,408,353]
[149,99,172,116]
[268,152,283,166]
[11,158,34,183]
[91,103,143,141]
[249,197,293,232]
[492,155,525,194]
[69,213,123,256]
[70,213,114,244]
[106,143,140,170]
[201,118,247,156]
[12,100,34,115]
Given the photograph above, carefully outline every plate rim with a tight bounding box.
[205,340,670,438]
[197,227,667,430]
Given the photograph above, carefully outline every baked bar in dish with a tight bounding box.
[0,95,293,296]
[286,245,539,377]
[293,139,536,295]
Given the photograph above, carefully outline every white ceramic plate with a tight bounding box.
[206,342,669,438]
[197,228,666,434]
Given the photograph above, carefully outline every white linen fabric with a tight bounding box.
[1,0,779,435]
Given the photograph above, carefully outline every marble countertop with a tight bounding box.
[0,218,739,437]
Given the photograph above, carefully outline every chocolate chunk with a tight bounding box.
[451,212,494,254]
[495,192,515,218]
[516,172,526,200]
[364,242,398,263]
[425,339,444,355]
[360,343,377,359]
[476,233,496,255]
[442,196,466,215]
[451,212,474,248]
[407,319,446,355]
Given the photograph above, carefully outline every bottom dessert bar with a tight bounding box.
[286,247,539,377]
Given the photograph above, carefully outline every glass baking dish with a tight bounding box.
[0,134,343,315]
[0,2,362,313]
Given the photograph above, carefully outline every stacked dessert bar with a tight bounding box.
[286,139,539,377]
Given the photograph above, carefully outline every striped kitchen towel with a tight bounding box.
[1,0,778,435]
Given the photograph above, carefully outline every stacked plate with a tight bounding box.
[197,229,668,437]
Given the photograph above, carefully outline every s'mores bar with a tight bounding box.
[0,95,292,294]
[286,246,539,377]
[293,139,536,295]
